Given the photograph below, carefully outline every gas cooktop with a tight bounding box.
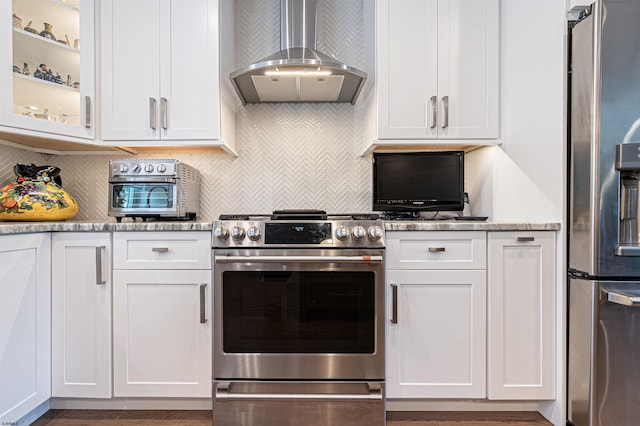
[213,210,384,248]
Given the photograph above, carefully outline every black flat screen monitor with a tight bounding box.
[372,151,464,212]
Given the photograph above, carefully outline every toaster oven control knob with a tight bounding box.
[247,226,261,241]
[118,164,129,173]
[157,164,167,173]
[368,226,384,241]
[131,163,141,173]
[231,225,246,240]
[352,226,366,240]
[144,164,154,173]
[214,226,229,240]
[335,226,350,241]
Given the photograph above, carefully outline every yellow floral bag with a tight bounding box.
[0,164,78,221]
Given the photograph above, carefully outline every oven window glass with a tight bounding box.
[111,184,174,209]
[223,271,375,353]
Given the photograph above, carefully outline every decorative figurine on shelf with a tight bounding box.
[39,22,56,40]
[12,13,22,29]
[0,164,78,221]
[34,63,54,81]
[22,62,29,75]
[65,74,72,86]
[23,21,37,34]
[53,72,63,84]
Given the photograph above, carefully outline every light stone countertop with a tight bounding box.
[0,220,560,235]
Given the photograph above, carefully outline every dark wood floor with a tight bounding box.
[32,410,553,425]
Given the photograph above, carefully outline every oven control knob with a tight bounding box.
[352,226,366,240]
[214,226,229,240]
[131,163,141,173]
[368,226,384,241]
[231,225,246,240]
[157,164,167,173]
[144,163,155,173]
[247,226,261,241]
[118,164,129,173]
[335,226,350,241]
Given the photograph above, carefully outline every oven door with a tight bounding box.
[213,248,385,381]
[108,182,177,216]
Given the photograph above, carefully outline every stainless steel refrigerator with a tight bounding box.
[568,1,640,425]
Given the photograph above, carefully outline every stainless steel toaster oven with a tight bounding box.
[108,159,200,221]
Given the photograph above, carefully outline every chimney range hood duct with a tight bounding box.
[230,0,367,105]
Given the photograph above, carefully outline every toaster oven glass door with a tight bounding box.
[111,183,175,210]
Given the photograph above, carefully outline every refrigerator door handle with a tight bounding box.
[605,289,640,306]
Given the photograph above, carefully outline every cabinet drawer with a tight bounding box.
[113,232,211,270]
[386,231,486,270]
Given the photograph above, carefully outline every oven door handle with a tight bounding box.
[215,382,383,401]
[215,255,383,264]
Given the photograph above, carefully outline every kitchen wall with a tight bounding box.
[0,0,565,226]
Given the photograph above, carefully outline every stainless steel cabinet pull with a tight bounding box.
[517,237,535,242]
[95,246,106,285]
[200,283,207,323]
[442,95,449,128]
[149,97,157,130]
[428,247,446,252]
[160,97,168,130]
[430,96,437,129]
[85,96,91,129]
[151,247,169,253]
[391,284,398,324]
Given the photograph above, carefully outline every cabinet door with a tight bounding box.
[386,269,486,398]
[159,0,220,140]
[376,0,499,141]
[113,269,211,397]
[51,233,112,398]
[1,0,95,139]
[101,0,161,140]
[0,233,51,424]
[487,231,556,400]
[377,0,438,139]
[437,0,499,139]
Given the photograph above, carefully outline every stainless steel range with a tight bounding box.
[211,210,385,426]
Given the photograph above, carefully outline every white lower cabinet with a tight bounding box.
[112,231,212,398]
[386,269,486,398]
[0,233,51,424]
[487,231,556,400]
[51,233,112,398]
[386,231,487,399]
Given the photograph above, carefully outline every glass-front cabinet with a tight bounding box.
[1,0,95,140]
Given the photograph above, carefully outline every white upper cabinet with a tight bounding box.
[365,0,499,151]
[0,0,95,140]
[100,0,236,153]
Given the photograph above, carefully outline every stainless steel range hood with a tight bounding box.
[230,0,367,105]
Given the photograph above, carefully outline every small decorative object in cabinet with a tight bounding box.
[12,13,22,29]
[0,164,78,221]
[39,22,56,40]
[23,20,37,34]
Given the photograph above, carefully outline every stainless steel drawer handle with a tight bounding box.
[160,97,168,130]
[428,247,446,252]
[215,382,383,401]
[606,290,640,307]
[95,246,106,285]
[391,284,398,324]
[152,247,169,253]
[517,237,535,242]
[200,283,207,323]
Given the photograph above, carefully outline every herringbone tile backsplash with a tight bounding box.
[0,0,371,222]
